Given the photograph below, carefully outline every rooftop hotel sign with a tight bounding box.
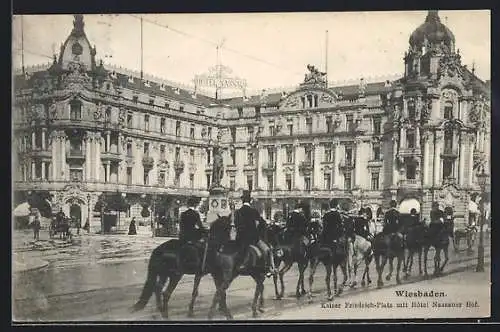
[193,65,247,90]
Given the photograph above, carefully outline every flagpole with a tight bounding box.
[325,30,328,88]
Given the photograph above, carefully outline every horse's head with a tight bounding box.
[209,214,232,243]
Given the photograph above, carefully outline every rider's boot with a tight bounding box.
[266,249,278,278]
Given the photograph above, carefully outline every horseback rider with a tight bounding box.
[429,201,446,237]
[354,207,372,242]
[321,198,344,245]
[179,197,207,245]
[55,208,65,226]
[382,200,402,236]
[443,206,454,238]
[285,201,310,246]
[234,190,277,277]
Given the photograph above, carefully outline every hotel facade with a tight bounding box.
[13,12,490,232]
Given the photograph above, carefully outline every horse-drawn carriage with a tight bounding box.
[49,216,72,240]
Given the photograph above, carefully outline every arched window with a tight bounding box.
[407,100,416,119]
[444,102,453,120]
[70,100,82,120]
[444,130,453,153]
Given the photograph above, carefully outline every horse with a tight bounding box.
[206,216,273,319]
[266,223,312,300]
[423,220,453,277]
[402,222,427,278]
[342,214,373,288]
[131,217,226,319]
[372,230,405,288]
[307,235,349,302]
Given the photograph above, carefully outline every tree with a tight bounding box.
[141,205,150,218]
[27,190,53,217]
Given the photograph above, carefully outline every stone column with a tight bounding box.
[468,134,475,186]
[60,132,67,180]
[416,127,421,149]
[94,133,101,182]
[355,139,363,188]
[85,133,91,181]
[257,146,265,190]
[51,131,58,180]
[106,131,111,152]
[459,131,466,186]
[275,144,283,190]
[117,133,122,155]
[31,161,36,180]
[313,141,321,189]
[334,141,341,187]
[106,162,111,183]
[293,141,301,190]
[41,162,46,180]
[400,127,406,148]
[31,131,36,149]
[392,139,399,187]
[433,131,442,186]
[423,132,431,186]
[42,128,46,150]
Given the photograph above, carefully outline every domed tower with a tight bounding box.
[388,10,480,227]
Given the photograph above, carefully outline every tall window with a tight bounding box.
[208,127,212,139]
[237,107,243,118]
[230,127,236,142]
[345,146,353,165]
[230,149,236,165]
[286,146,293,163]
[304,176,311,191]
[247,150,254,165]
[406,129,415,149]
[247,175,253,191]
[255,106,261,117]
[189,174,195,188]
[159,171,165,186]
[408,100,416,119]
[373,144,381,160]
[269,124,276,136]
[160,118,166,133]
[346,115,354,131]
[373,117,381,134]
[70,100,82,120]
[143,142,149,156]
[206,174,211,189]
[306,117,313,134]
[206,148,212,164]
[314,95,319,108]
[444,131,453,153]
[127,167,132,185]
[344,173,352,190]
[324,146,332,162]
[105,107,111,121]
[324,173,331,190]
[287,124,293,136]
[286,174,292,191]
[144,115,150,131]
[326,116,333,133]
[143,169,149,185]
[307,95,313,108]
[175,121,181,137]
[406,163,416,180]
[267,175,274,191]
[160,145,165,160]
[127,113,133,128]
[443,159,454,179]
[305,146,313,163]
[247,126,254,140]
[268,148,275,165]
[301,96,306,109]
[190,149,195,163]
[175,147,180,161]
[190,125,195,139]
[444,102,453,120]
[371,172,380,190]
[229,176,236,190]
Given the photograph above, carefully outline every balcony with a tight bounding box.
[398,147,422,158]
[299,161,313,173]
[174,160,185,173]
[398,179,421,188]
[26,147,51,158]
[261,162,276,173]
[338,159,355,171]
[367,159,384,168]
[142,155,155,169]
[102,150,121,162]
[67,149,85,161]
[441,147,458,159]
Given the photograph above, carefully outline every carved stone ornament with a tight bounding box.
[118,108,127,124]
[94,103,105,120]
[320,93,335,104]
[303,64,327,85]
[283,95,300,108]
[438,54,463,79]
[49,101,58,120]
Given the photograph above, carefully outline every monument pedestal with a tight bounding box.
[206,187,231,224]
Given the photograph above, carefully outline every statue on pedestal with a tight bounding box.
[212,145,224,189]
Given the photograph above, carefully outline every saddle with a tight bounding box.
[178,240,206,271]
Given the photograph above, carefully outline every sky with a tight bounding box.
[12,11,490,94]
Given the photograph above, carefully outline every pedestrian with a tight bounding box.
[128,217,137,235]
[83,218,90,233]
[76,217,81,235]
[33,212,41,241]
[151,217,156,238]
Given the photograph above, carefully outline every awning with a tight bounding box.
[398,199,421,214]
[13,202,31,217]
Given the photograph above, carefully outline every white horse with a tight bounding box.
[347,234,373,288]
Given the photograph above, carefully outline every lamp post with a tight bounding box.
[475,171,488,272]
[87,193,91,234]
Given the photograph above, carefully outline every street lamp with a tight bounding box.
[476,170,489,273]
[87,193,91,234]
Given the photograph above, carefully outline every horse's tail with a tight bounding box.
[132,246,163,312]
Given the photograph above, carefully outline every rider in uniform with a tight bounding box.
[179,197,207,245]
[443,206,455,238]
[285,201,310,246]
[234,190,277,277]
[429,201,445,239]
[383,200,402,236]
[354,207,371,242]
[321,198,344,246]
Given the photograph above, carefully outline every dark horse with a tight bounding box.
[372,231,405,288]
[402,222,427,278]
[265,223,312,300]
[307,235,349,302]
[423,220,453,277]
[207,216,274,319]
[132,216,228,319]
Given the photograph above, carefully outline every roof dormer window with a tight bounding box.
[159,84,166,91]
[128,76,134,83]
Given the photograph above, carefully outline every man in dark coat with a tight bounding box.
[234,190,277,277]
[443,206,455,238]
[354,208,371,241]
[56,208,66,225]
[285,201,309,244]
[179,197,206,244]
[383,200,401,235]
[321,198,344,245]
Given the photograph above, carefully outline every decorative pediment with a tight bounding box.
[279,88,338,110]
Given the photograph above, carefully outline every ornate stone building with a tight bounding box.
[13,12,489,231]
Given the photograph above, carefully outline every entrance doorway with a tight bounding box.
[70,204,82,227]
